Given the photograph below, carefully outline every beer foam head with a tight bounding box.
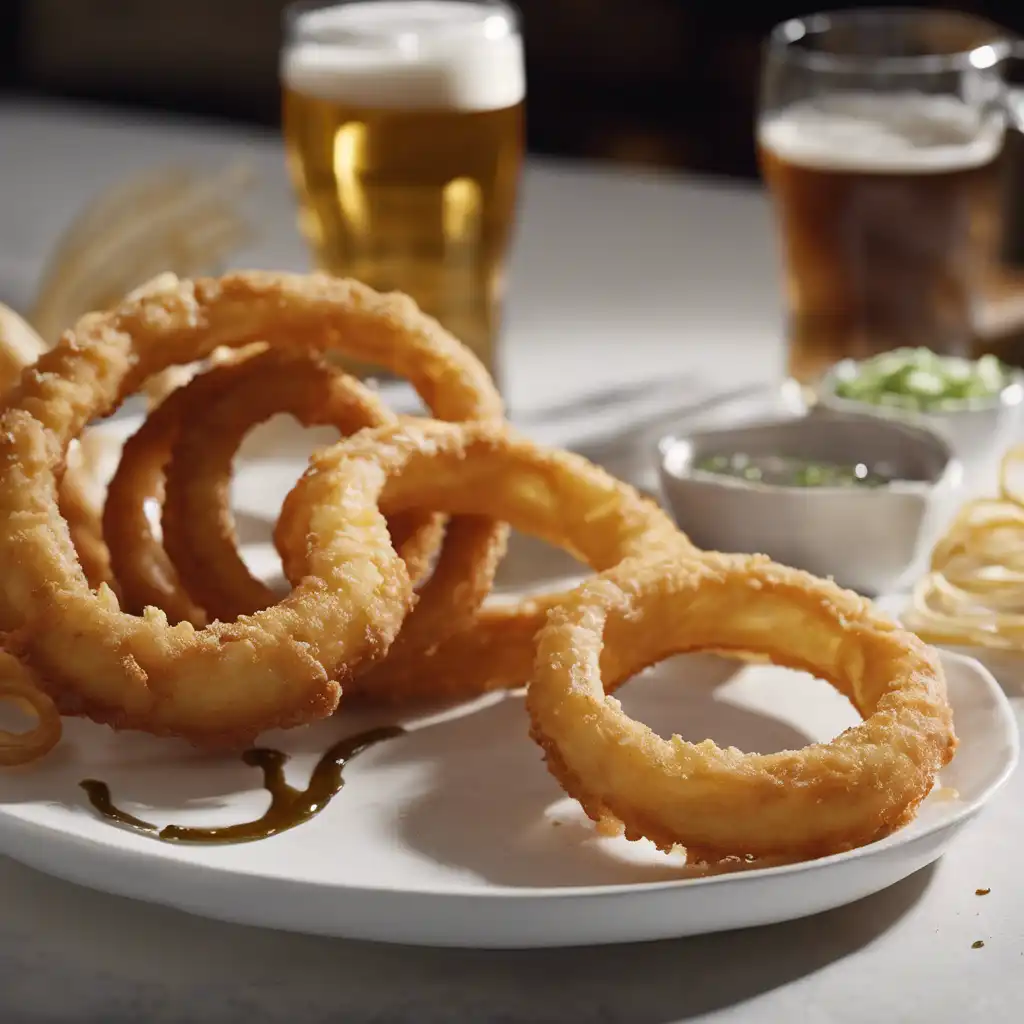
[759,92,1003,173]
[282,1,524,111]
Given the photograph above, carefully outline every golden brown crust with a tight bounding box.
[0,302,47,393]
[0,271,501,744]
[156,349,447,621]
[58,447,116,594]
[2,302,115,595]
[526,553,957,862]
[104,357,245,625]
[275,419,692,703]
[0,644,62,765]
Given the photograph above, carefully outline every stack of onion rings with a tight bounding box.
[106,348,448,625]
[0,270,957,866]
[0,272,500,742]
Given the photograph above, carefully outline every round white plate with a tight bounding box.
[0,422,1017,949]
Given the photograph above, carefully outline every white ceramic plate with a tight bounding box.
[0,422,1017,949]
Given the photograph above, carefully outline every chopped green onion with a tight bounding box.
[831,348,1012,411]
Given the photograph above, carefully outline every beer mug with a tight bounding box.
[758,9,1023,385]
[281,0,525,386]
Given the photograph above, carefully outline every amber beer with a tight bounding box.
[758,94,1003,384]
[281,1,525,381]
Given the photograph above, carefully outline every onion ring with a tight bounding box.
[104,353,260,625]
[1,303,114,592]
[526,553,957,861]
[0,271,501,743]
[111,349,443,624]
[161,350,499,651]
[59,443,117,594]
[0,301,48,392]
[0,646,62,766]
[138,342,269,410]
[345,601,550,704]
[300,526,696,707]
[277,420,689,702]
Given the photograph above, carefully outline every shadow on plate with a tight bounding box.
[0,720,276,811]
[369,654,821,887]
[0,653,820,886]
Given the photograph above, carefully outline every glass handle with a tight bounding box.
[1000,43,1024,267]
[1005,41,1024,131]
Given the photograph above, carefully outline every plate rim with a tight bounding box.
[0,648,1016,903]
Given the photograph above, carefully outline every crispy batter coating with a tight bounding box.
[276,419,690,702]
[2,301,114,592]
[527,554,958,861]
[161,349,444,620]
[161,350,501,670]
[111,349,446,624]
[105,357,245,625]
[0,646,62,765]
[0,271,500,744]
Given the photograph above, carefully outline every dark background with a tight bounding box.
[2,0,1023,181]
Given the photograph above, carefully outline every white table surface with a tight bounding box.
[1,98,1022,1024]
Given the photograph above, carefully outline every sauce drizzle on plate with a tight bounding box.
[80,724,405,844]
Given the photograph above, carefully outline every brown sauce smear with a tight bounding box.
[80,725,404,844]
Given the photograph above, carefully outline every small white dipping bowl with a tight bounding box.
[657,409,960,595]
[817,360,1024,471]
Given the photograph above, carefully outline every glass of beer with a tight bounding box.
[281,0,525,386]
[758,9,1019,385]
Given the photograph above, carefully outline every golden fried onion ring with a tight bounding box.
[0,272,500,743]
[104,359,240,625]
[161,350,504,659]
[113,349,444,623]
[160,349,437,619]
[1,301,114,591]
[58,444,118,594]
[0,647,62,766]
[308,493,694,706]
[342,599,548,704]
[527,554,957,861]
[0,301,48,392]
[278,420,689,702]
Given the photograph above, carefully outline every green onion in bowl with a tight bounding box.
[830,348,1013,412]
